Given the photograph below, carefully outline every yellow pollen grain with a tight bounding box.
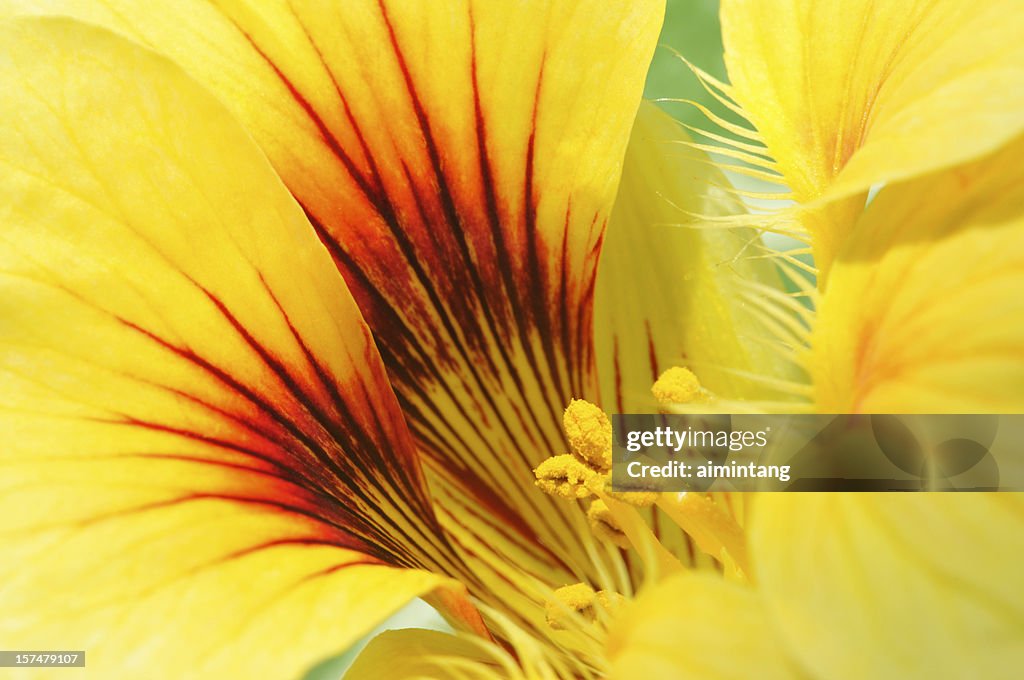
[586,473,659,508]
[596,590,625,613]
[545,583,596,630]
[563,399,612,472]
[587,499,630,549]
[609,488,659,508]
[534,454,595,499]
[652,366,705,405]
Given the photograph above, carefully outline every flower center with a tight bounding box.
[533,367,752,602]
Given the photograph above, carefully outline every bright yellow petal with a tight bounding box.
[752,494,1024,680]
[0,18,466,677]
[596,101,800,412]
[607,572,799,680]
[0,0,665,589]
[721,0,1024,271]
[812,137,1024,413]
[345,629,499,680]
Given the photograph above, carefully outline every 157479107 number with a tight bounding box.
[0,651,85,667]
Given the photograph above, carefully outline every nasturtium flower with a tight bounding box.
[0,1,1022,680]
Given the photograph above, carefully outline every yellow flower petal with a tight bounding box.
[595,102,793,411]
[0,18,465,677]
[608,572,799,680]
[0,0,664,586]
[812,137,1024,412]
[345,629,499,680]
[721,0,1024,270]
[752,494,1024,680]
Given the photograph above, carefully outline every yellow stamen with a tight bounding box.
[544,583,624,630]
[656,492,749,578]
[651,366,707,405]
[586,474,658,508]
[595,589,625,613]
[587,500,630,549]
[600,495,685,579]
[533,455,595,500]
[610,489,660,508]
[545,583,596,629]
[563,399,612,472]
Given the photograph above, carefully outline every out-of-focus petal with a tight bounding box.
[607,571,799,680]
[345,629,499,680]
[721,0,1024,271]
[752,494,1024,680]
[811,137,1024,412]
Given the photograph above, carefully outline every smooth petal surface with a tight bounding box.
[721,0,1024,269]
[0,19,461,678]
[608,572,799,680]
[752,494,1024,680]
[596,102,794,411]
[811,137,1024,412]
[345,629,497,680]
[0,0,666,584]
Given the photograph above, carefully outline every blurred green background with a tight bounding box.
[303,2,730,678]
[644,0,736,131]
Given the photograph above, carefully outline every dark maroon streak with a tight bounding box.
[578,214,605,397]
[612,336,625,415]
[467,8,566,440]
[645,320,660,381]
[111,417,297,478]
[521,60,574,423]
[558,205,574,396]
